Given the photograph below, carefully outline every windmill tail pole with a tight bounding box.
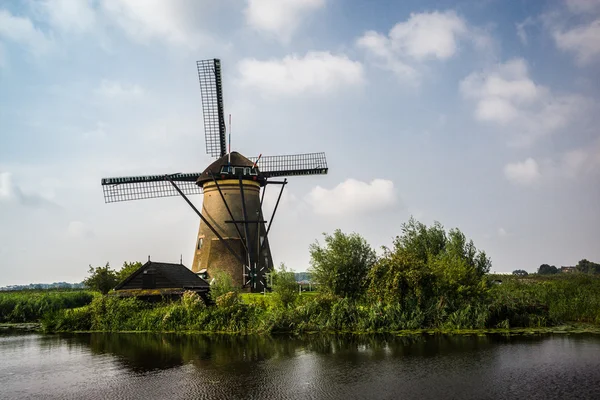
[252,154,262,169]
[228,114,232,166]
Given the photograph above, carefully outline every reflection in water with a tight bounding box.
[1,332,600,399]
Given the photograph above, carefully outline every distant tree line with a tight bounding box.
[0,282,85,291]
[510,259,600,276]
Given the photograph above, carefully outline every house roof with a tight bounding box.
[114,261,209,290]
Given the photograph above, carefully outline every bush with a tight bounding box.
[271,263,298,308]
[309,229,376,300]
[209,270,238,302]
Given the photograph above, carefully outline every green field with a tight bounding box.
[0,290,95,323]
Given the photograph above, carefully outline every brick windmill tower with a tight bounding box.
[101,59,329,292]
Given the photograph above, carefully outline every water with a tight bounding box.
[1,332,599,399]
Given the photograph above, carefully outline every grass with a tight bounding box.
[4,274,599,335]
[0,290,96,323]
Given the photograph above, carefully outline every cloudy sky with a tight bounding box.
[1,0,599,285]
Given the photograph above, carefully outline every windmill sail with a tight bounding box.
[101,173,202,203]
[197,59,227,158]
[249,152,328,178]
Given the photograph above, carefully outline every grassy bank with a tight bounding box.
[40,275,600,334]
[0,290,95,323]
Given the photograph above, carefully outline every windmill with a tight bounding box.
[100,59,328,293]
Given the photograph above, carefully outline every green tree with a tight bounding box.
[538,264,558,275]
[367,218,490,308]
[83,263,119,295]
[271,263,298,307]
[116,261,142,283]
[576,259,600,274]
[208,270,238,302]
[512,269,528,276]
[309,229,376,300]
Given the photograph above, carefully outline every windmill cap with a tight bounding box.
[196,151,258,186]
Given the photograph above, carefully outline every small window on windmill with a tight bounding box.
[249,167,258,176]
[260,236,265,247]
[233,167,244,176]
[197,237,204,250]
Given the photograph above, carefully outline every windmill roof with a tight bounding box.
[196,151,255,185]
[114,261,209,290]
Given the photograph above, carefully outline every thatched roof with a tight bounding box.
[196,151,256,186]
[114,261,209,291]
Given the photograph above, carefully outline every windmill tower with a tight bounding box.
[100,59,329,292]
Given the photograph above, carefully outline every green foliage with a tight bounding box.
[216,292,240,308]
[40,274,600,334]
[116,261,143,283]
[271,263,298,308]
[0,290,94,323]
[34,219,600,335]
[309,229,376,300]
[538,264,559,275]
[512,269,528,276]
[367,218,490,312]
[209,270,238,302]
[576,259,600,274]
[84,263,119,294]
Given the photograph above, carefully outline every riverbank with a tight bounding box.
[3,274,599,335]
[39,274,599,334]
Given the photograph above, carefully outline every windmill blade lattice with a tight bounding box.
[101,173,202,203]
[249,152,328,178]
[197,59,227,158]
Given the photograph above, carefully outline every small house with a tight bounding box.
[113,261,210,300]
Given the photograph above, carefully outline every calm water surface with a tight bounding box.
[1,331,599,399]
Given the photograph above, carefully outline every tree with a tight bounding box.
[309,229,376,300]
[576,259,600,274]
[512,269,528,276]
[83,263,119,294]
[271,263,298,307]
[367,218,491,307]
[208,270,238,302]
[116,261,142,283]
[538,264,558,275]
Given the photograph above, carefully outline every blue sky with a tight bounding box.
[1,0,599,285]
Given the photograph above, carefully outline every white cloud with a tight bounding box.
[559,138,600,178]
[516,17,535,45]
[39,0,96,33]
[100,0,210,48]
[237,52,364,97]
[460,58,589,146]
[67,221,94,238]
[504,158,541,186]
[356,10,487,81]
[498,227,508,237]
[0,172,57,207]
[245,0,324,41]
[0,9,54,56]
[305,178,397,216]
[553,19,600,65]
[94,79,144,98]
[566,0,600,14]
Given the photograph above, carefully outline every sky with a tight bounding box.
[1,0,599,285]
